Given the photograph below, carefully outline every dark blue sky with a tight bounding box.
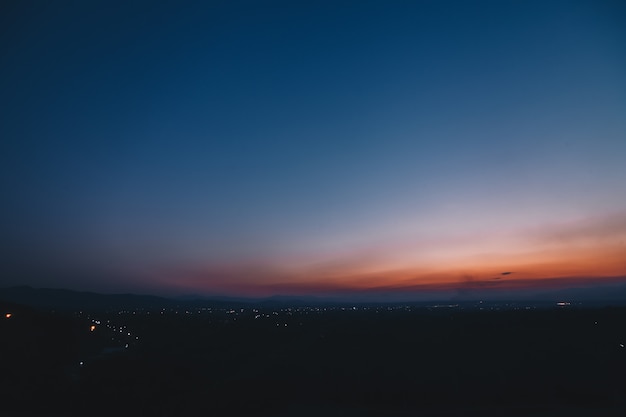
[2,1,625,296]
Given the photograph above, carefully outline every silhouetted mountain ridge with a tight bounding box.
[2,282,626,311]
[0,285,174,311]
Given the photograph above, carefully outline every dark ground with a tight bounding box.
[1,302,625,416]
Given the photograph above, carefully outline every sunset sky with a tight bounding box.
[2,0,625,298]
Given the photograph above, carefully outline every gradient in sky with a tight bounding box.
[1,0,625,298]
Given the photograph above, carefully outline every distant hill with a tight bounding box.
[0,285,353,312]
[2,281,626,312]
[0,285,175,311]
[0,285,282,311]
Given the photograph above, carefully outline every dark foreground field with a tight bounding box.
[1,302,625,416]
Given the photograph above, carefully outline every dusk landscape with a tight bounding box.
[1,1,625,415]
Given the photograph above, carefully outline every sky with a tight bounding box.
[1,0,625,298]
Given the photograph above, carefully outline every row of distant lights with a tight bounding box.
[79,318,138,367]
[92,319,139,340]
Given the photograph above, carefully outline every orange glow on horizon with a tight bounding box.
[158,212,626,297]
